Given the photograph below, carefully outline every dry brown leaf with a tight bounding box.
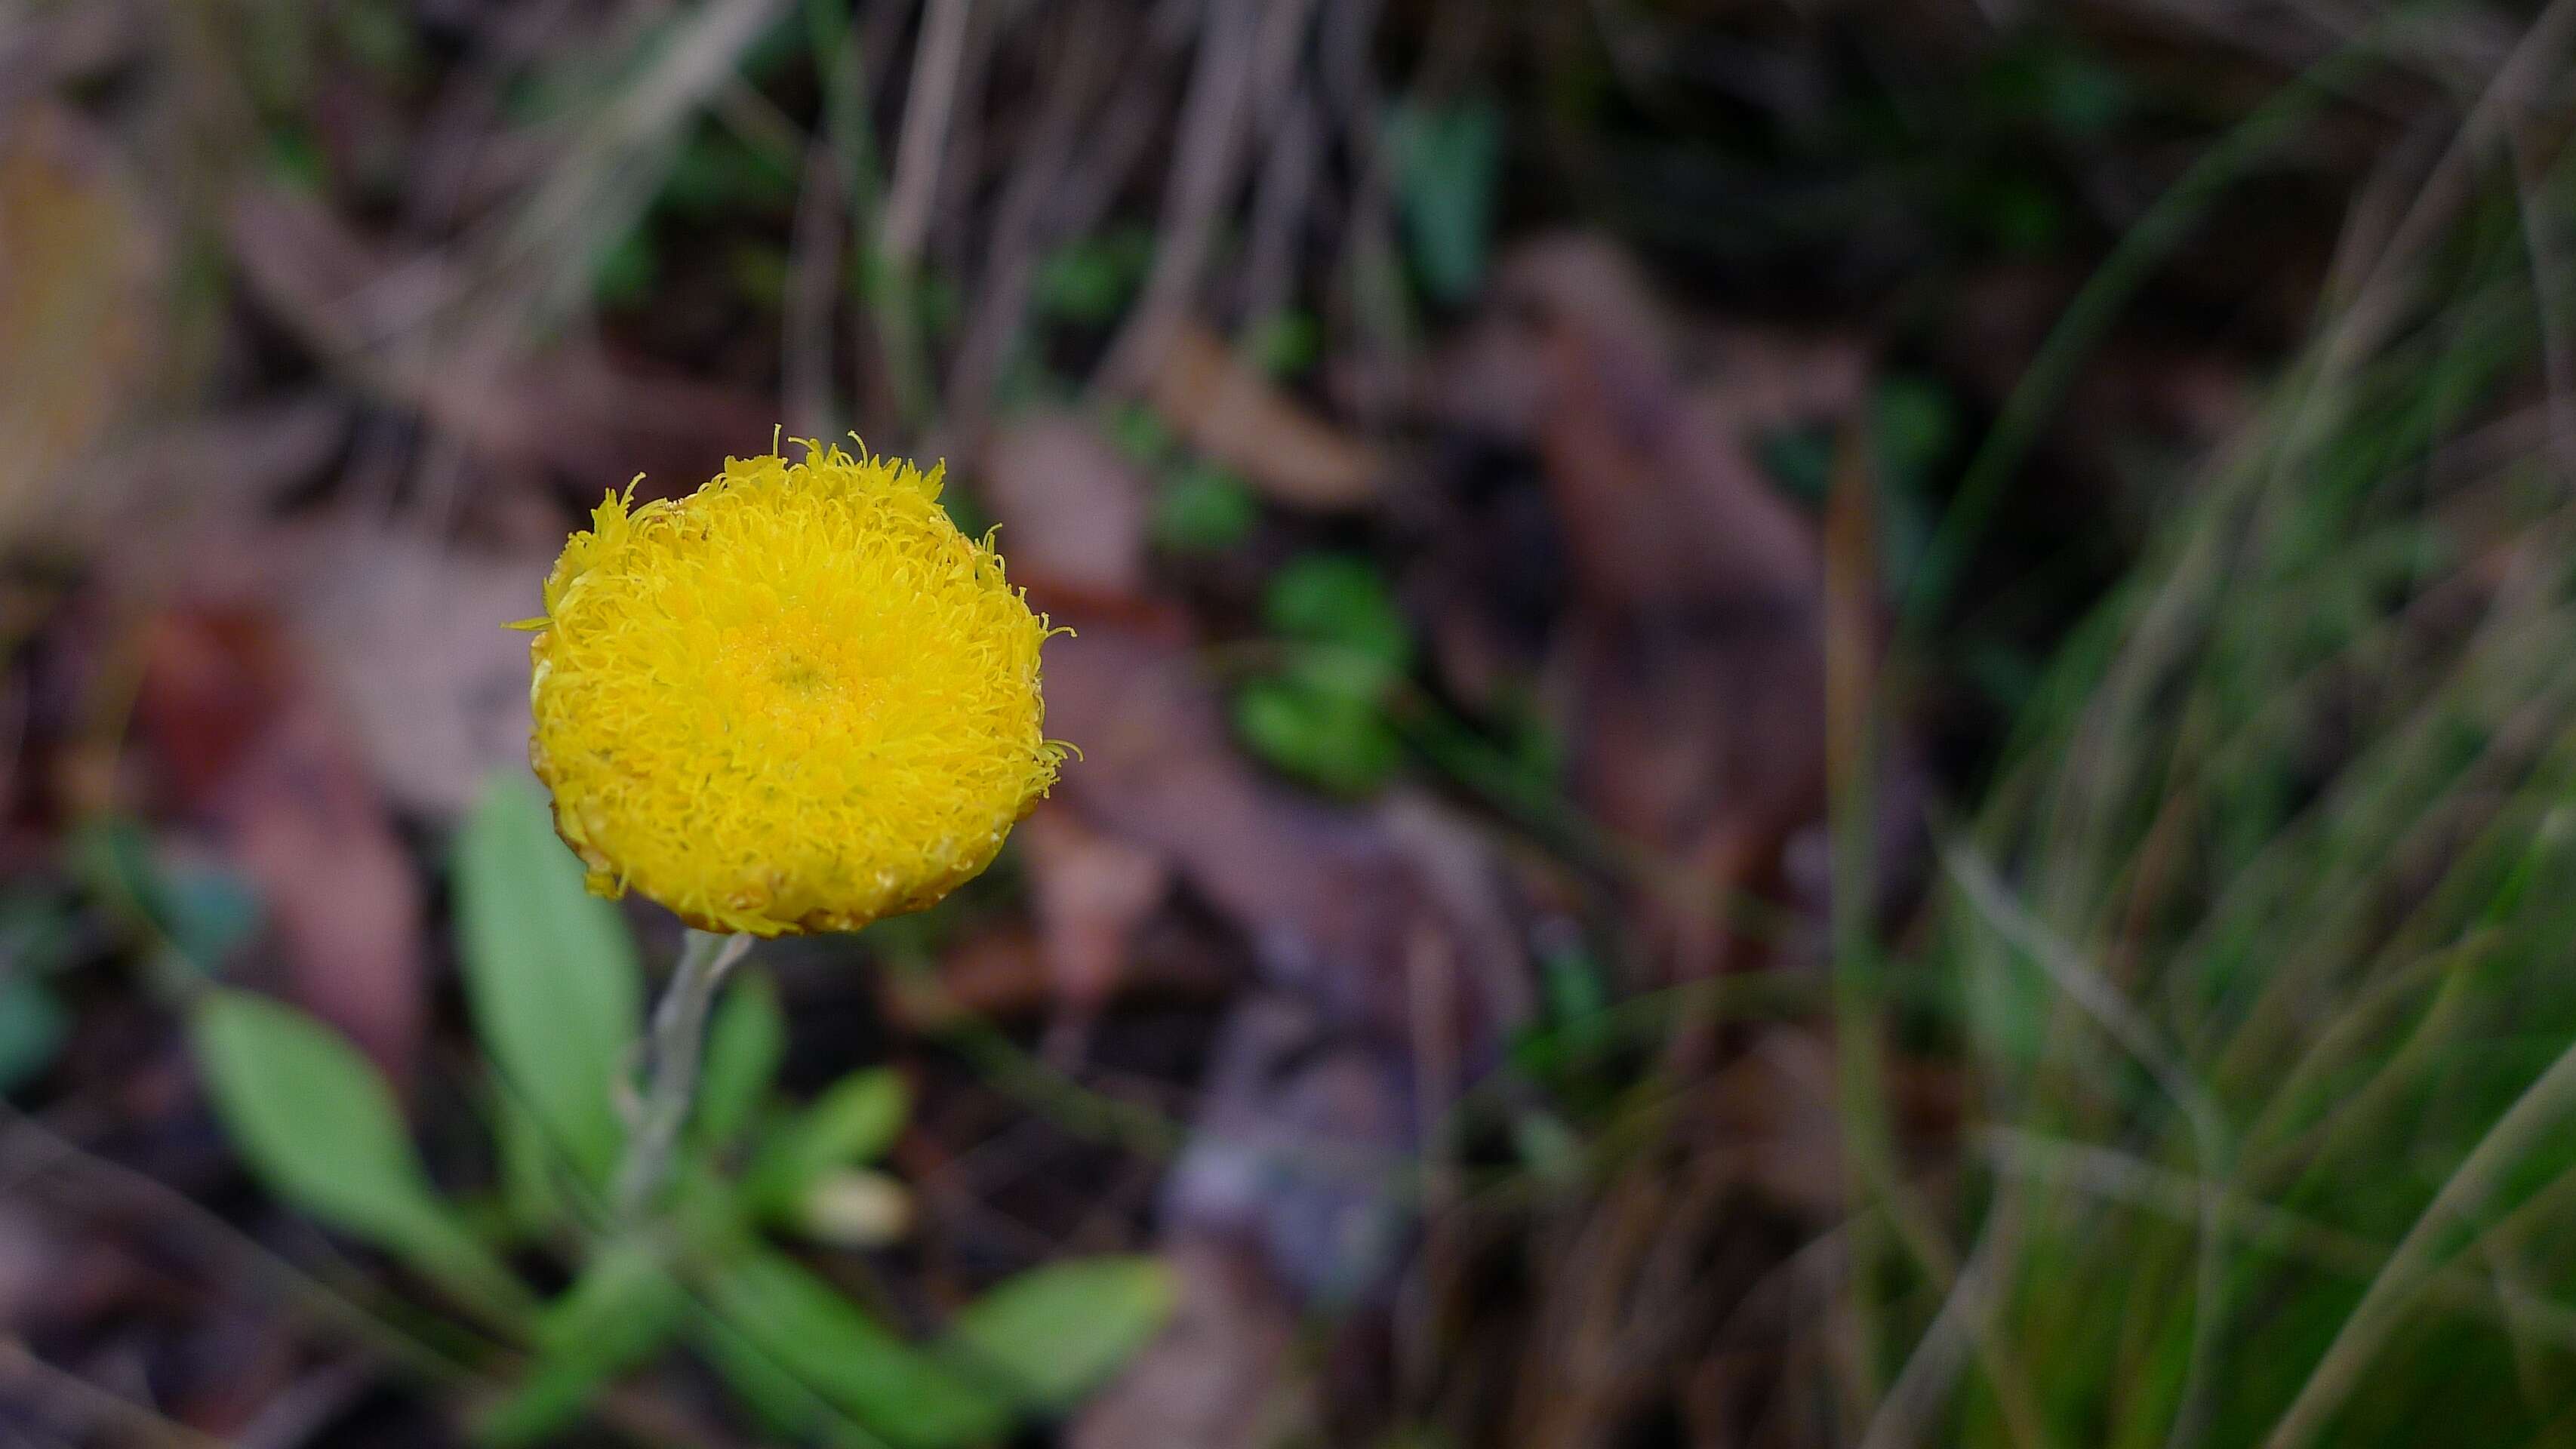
[0,103,162,550]
[1162,995,1416,1297]
[1017,806,1173,1017]
[1493,235,1824,609]
[84,399,351,539]
[1031,615,1532,1298]
[1427,234,1860,975]
[223,186,771,490]
[99,517,546,821]
[284,526,547,818]
[976,414,1153,595]
[1039,621,1439,1034]
[988,434,1536,1294]
[135,609,426,1083]
[1148,323,1384,509]
[894,925,1054,1025]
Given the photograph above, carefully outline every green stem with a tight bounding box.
[617,929,753,1218]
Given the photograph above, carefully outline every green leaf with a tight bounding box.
[1246,310,1322,378]
[942,1256,1176,1413]
[591,227,657,310]
[69,817,255,979]
[1106,403,1177,465]
[660,125,796,217]
[1264,553,1413,672]
[704,1250,1008,1449]
[691,1312,842,1441]
[0,971,66,1096]
[1236,557,1414,795]
[155,863,262,972]
[749,1068,909,1213]
[1233,672,1404,798]
[480,1241,688,1445]
[1153,463,1260,555]
[1031,226,1153,326]
[455,774,642,1188]
[490,1085,570,1241]
[192,989,444,1239]
[192,989,529,1324]
[696,968,786,1153]
[1385,97,1503,304]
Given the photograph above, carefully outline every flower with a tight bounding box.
[525,442,1063,936]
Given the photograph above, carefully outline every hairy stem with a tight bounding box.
[616,929,753,1218]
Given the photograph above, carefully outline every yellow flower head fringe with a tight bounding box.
[526,443,1064,937]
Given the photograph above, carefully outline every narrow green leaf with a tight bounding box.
[192,989,529,1323]
[689,1312,882,1448]
[454,774,642,1186]
[703,1250,1008,1449]
[942,1256,1175,1412]
[479,1241,688,1445]
[697,968,786,1152]
[749,1068,909,1212]
[491,1083,570,1241]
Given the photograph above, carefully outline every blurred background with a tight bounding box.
[7,0,2576,1444]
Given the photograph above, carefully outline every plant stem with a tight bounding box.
[616,928,752,1218]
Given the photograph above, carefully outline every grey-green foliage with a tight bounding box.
[944,1256,1177,1412]
[454,775,642,1189]
[197,770,1175,1446]
[479,1240,688,1444]
[707,1249,1011,1448]
[747,1066,909,1215]
[192,989,532,1326]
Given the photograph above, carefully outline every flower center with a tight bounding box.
[706,607,878,737]
[771,656,833,695]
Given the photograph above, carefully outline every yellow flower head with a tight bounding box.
[526,443,1063,936]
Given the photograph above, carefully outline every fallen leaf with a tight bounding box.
[1162,995,1415,1301]
[991,453,1536,1307]
[284,526,548,818]
[135,608,426,1082]
[975,414,1153,596]
[1018,807,1173,1017]
[1037,620,1456,1037]
[1425,233,1863,975]
[0,1201,66,1329]
[85,399,352,541]
[223,186,771,491]
[1003,605,1534,1301]
[0,102,163,552]
[1497,235,1824,610]
[1148,323,1384,509]
[103,518,548,821]
[1705,1028,1850,1217]
[893,922,1233,1027]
